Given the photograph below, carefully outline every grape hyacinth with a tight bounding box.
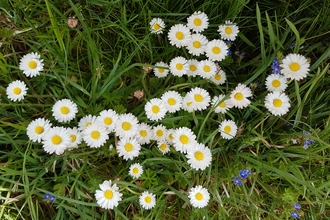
[271,57,280,74]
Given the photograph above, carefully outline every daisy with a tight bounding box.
[145,98,167,121]
[150,18,165,34]
[95,180,123,209]
[188,185,210,208]
[6,80,28,102]
[187,11,209,33]
[19,52,44,77]
[186,33,208,56]
[161,90,182,113]
[210,69,226,85]
[172,127,197,153]
[139,191,156,210]
[264,91,290,116]
[66,127,82,149]
[129,163,143,179]
[280,53,310,81]
[218,119,237,140]
[52,99,78,123]
[83,122,109,148]
[229,83,252,109]
[186,143,212,171]
[153,124,167,142]
[166,128,175,145]
[78,114,97,131]
[181,94,195,113]
[185,87,211,111]
[168,24,191,48]
[211,95,233,114]
[116,137,141,160]
[26,118,52,143]
[265,73,288,92]
[186,59,200,77]
[96,109,118,132]
[205,39,228,61]
[218,20,240,41]
[197,60,217,79]
[157,141,170,154]
[153,61,169,78]
[169,56,188,77]
[42,126,71,155]
[114,113,139,139]
[135,123,153,145]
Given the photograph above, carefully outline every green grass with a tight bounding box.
[1,0,330,219]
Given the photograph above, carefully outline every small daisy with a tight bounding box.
[157,141,170,154]
[166,128,175,145]
[229,83,252,109]
[116,137,141,160]
[185,87,211,111]
[197,60,217,79]
[172,127,197,153]
[186,59,200,77]
[153,124,167,142]
[168,24,191,48]
[42,126,71,155]
[181,94,195,113]
[161,90,182,113]
[139,191,156,210]
[205,39,228,61]
[52,99,78,123]
[169,56,188,77]
[265,73,288,92]
[264,91,290,116]
[135,123,153,145]
[211,95,233,114]
[280,53,310,81]
[218,119,238,140]
[82,123,109,148]
[150,18,165,34]
[186,143,212,171]
[153,61,169,78]
[66,127,82,149]
[188,185,210,208]
[114,113,139,139]
[186,33,208,56]
[129,163,143,179]
[19,52,44,77]
[95,180,123,209]
[218,20,240,41]
[6,80,28,102]
[187,11,209,33]
[26,118,52,143]
[96,109,118,132]
[145,98,167,121]
[210,69,226,85]
[78,114,97,131]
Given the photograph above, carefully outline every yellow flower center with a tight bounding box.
[140,130,147,137]
[60,106,69,114]
[272,79,281,88]
[194,151,204,161]
[153,23,161,30]
[224,125,231,133]
[104,117,112,125]
[51,135,62,145]
[158,68,165,73]
[156,130,163,137]
[168,98,176,106]
[144,196,152,203]
[180,135,189,144]
[169,133,174,140]
[104,190,113,199]
[28,60,37,69]
[125,143,133,152]
[273,98,282,107]
[152,105,160,114]
[289,62,300,71]
[193,41,201,48]
[35,126,44,134]
[219,102,226,108]
[91,131,100,139]
[132,167,139,174]
[212,46,221,54]
[225,27,233,34]
[186,101,192,106]
[13,87,21,95]
[70,134,76,142]
[176,31,184,40]
[190,65,197,71]
[193,18,202,26]
[215,73,221,81]
[195,192,203,201]
[85,122,92,127]
[203,65,211,72]
[176,63,183,70]
[122,122,131,131]
[194,94,203,102]
[234,92,243,101]
[160,143,167,151]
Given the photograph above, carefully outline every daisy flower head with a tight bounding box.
[82,122,109,148]
[186,59,200,77]
[161,90,182,113]
[145,98,167,121]
[210,69,226,85]
[42,126,71,155]
[265,73,288,92]
[187,11,209,33]
[136,122,153,145]
[181,94,195,113]
[52,99,78,123]
[78,114,97,131]
[139,191,156,210]
[129,163,143,179]
[186,33,208,56]
[114,113,139,139]
[168,24,191,48]
[19,52,44,77]
[95,180,123,209]
[205,39,228,61]
[157,141,171,154]
[197,59,217,79]
[172,127,197,153]
[6,80,28,102]
[169,56,188,77]
[212,94,233,114]
[185,87,211,111]
[153,61,169,78]
[116,137,141,160]
[66,127,82,149]
[150,18,165,34]
[218,119,238,140]
[166,128,175,145]
[188,185,210,208]
[264,91,290,116]
[96,109,118,133]
[280,53,310,81]
[152,124,167,142]
[186,143,212,171]
[26,118,52,143]
[218,20,240,41]
[229,83,252,109]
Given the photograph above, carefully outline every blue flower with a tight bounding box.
[50,195,56,203]
[239,169,251,179]
[43,193,50,200]
[232,176,242,186]
[271,58,280,74]
[224,40,233,47]
[302,131,315,150]
[43,193,55,203]
[292,202,301,210]
[227,49,232,55]
[290,211,300,219]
